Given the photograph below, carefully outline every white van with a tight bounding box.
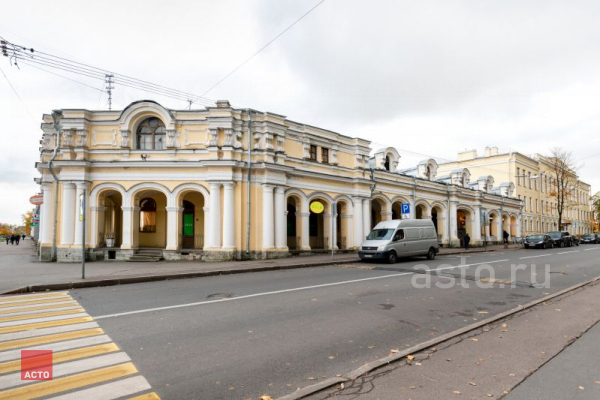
[359,219,439,263]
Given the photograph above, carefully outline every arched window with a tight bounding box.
[137,117,166,150]
[426,166,432,180]
[384,156,391,171]
[139,198,157,232]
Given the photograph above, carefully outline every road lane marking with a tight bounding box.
[0,293,68,303]
[0,321,99,343]
[0,292,159,399]
[0,317,93,334]
[96,259,511,320]
[0,308,85,323]
[0,362,138,399]
[0,328,104,352]
[0,301,79,314]
[0,343,119,374]
[128,392,161,400]
[557,250,579,255]
[0,352,131,389]
[430,259,509,272]
[519,254,553,259]
[584,248,599,251]
[51,376,153,400]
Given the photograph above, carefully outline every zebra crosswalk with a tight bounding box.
[0,291,159,399]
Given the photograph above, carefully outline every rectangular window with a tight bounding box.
[528,172,532,189]
[517,168,520,185]
[309,145,317,161]
[321,147,329,163]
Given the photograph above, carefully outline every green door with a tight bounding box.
[182,201,195,249]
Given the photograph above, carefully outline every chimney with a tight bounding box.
[216,100,231,108]
[484,146,491,157]
[491,146,499,155]
[458,149,477,161]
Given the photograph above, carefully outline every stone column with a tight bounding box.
[208,182,221,249]
[166,207,182,250]
[472,205,482,241]
[323,212,333,250]
[497,216,503,242]
[73,182,89,246]
[409,197,416,219]
[352,198,363,248]
[274,187,287,250]
[203,206,210,249]
[331,207,338,250]
[517,216,522,238]
[299,212,310,250]
[40,183,53,245]
[121,206,135,250]
[449,201,458,242]
[222,182,236,251]
[438,214,449,244]
[362,199,371,234]
[60,183,76,245]
[262,184,275,250]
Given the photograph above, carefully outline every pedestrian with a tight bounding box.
[10,234,14,245]
[21,234,25,241]
[15,235,20,245]
[4,236,8,245]
[464,233,471,250]
[503,230,509,244]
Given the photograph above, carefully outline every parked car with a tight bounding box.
[359,219,439,263]
[547,231,573,248]
[580,234,600,244]
[523,234,554,249]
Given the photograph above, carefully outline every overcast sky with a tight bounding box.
[1,0,599,225]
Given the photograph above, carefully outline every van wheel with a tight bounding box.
[427,248,436,260]
[387,251,397,264]
[560,241,565,248]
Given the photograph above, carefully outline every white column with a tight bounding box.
[222,182,235,250]
[203,206,210,249]
[485,224,491,241]
[362,199,371,234]
[262,184,275,250]
[299,212,310,250]
[331,206,338,250]
[449,201,458,241]
[497,216,503,241]
[409,197,416,219]
[40,183,53,244]
[208,182,221,249]
[439,214,449,244]
[73,182,89,246]
[60,183,76,245]
[473,205,482,241]
[121,206,135,249]
[275,187,287,250]
[166,207,182,250]
[90,206,106,247]
[353,197,363,247]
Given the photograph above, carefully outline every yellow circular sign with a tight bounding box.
[310,201,325,214]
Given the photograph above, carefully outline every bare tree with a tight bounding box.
[593,193,600,232]
[546,148,578,231]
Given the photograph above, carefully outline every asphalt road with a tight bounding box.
[69,245,600,399]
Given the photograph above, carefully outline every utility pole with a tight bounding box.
[105,74,114,110]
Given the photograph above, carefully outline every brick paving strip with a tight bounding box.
[280,276,600,400]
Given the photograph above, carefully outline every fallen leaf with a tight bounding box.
[259,396,273,400]
[308,377,316,381]
[453,390,461,395]
[409,385,416,389]
[501,323,508,328]
[390,349,399,354]
[328,356,335,360]
[555,309,562,312]
[595,381,600,385]
[509,373,515,377]
[478,311,489,314]
[415,362,422,366]
[579,386,585,390]
[469,382,477,386]
[407,354,414,360]
[469,338,479,342]
[340,383,345,389]
[487,394,493,397]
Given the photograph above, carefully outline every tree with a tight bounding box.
[593,193,600,232]
[22,211,33,236]
[546,148,578,231]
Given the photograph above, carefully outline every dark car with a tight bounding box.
[524,234,554,249]
[547,231,572,248]
[581,234,600,244]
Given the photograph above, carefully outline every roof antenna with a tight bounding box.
[188,99,193,110]
[105,74,114,110]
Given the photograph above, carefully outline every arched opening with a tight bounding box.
[391,202,402,220]
[336,200,350,249]
[426,166,432,180]
[371,198,386,229]
[510,216,518,238]
[457,209,472,246]
[309,199,329,250]
[416,204,427,219]
[180,191,205,250]
[502,214,511,238]
[384,156,390,171]
[136,117,166,150]
[97,190,122,248]
[133,190,167,249]
[287,196,301,250]
[489,212,499,239]
[431,206,444,240]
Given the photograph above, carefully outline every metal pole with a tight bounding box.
[82,189,86,279]
[245,109,252,256]
[331,202,336,258]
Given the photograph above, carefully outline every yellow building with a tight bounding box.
[438,148,593,236]
[35,101,522,262]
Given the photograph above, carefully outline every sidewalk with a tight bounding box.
[0,241,518,294]
[306,278,600,399]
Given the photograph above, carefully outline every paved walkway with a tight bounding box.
[0,240,520,294]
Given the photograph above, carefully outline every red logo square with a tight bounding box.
[21,350,53,381]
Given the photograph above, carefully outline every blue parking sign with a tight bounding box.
[401,203,410,214]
